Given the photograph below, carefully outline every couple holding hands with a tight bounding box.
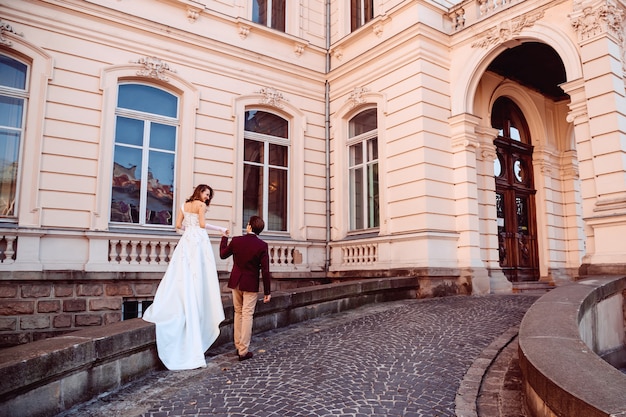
[142,184,271,370]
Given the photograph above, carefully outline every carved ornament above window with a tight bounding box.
[130,56,177,81]
[0,19,23,47]
[257,87,287,108]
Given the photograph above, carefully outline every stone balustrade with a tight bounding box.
[448,0,525,31]
[518,275,626,417]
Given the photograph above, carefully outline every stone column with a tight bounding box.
[475,125,513,293]
[449,114,509,294]
[568,0,626,271]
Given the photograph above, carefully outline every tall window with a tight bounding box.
[110,84,178,226]
[348,108,379,230]
[252,0,286,32]
[243,110,289,232]
[0,54,27,218]
[351,0,374,31]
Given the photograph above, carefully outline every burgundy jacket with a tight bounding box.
[220,233,271,295]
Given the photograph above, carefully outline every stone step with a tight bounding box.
[512,281,555,294]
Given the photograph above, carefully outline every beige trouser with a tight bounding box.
[231,287,258,355]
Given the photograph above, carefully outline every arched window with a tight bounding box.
[110,83,178,226]
[243,110,289,232]
[0,54,28,218]
[348,108,379,230]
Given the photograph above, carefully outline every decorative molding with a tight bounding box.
[570,2,626,73]
[452,137,480,150]
[471,11,544,48]
[257,87,287,108]
[593,194,626,212]
[373,23,384,37]
[130,56,176,81]
[332,48,343,61]
[481,148,497,161]
[451,8,466,31]
[566,108,588,123]
[294,42,306,57]
[187,7,201,23]
[238,23,250,39]
[570,3,624,43]
[0,19,23,46]
[347,87,370,107]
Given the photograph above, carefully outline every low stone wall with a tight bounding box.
[518,275,626,417]
[0,268,470,348]
[0,276,423,417]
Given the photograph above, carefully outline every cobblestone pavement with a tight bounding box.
[58,294,539,417]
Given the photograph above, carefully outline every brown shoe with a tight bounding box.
[238,351,253,361]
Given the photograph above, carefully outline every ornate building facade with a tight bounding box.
[0,0,624,345]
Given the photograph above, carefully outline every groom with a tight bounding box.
[220,215,271,361]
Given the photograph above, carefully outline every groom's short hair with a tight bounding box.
[248,216,265,235]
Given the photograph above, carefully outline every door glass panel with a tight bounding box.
[494,154,503,177]
[510,126,521,141]
[516,196,529,233]
[513,159,525,183]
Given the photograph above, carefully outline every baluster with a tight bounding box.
[165,243,176,263]
[143,241,152,264]
[286,247,294,264]
[121,240,131,263]
[108,240,118,263]
[154,242,163,265]
[4,236,16,263]
[138,241,148,264]
[129,241,139,264]
[478,0,488,16]
[278,246,286,264]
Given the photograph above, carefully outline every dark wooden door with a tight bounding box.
[492,98,539,282]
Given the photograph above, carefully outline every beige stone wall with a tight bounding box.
[0,0,625,344]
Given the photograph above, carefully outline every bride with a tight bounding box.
[143,184,227,370]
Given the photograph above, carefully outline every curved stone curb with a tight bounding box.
[455,326,520,417]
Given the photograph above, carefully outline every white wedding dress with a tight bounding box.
[143,208,225,370]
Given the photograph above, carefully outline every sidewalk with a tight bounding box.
[57,294,539,417]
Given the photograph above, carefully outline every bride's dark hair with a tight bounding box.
[186,184,214,205]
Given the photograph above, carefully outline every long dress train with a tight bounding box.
[142,209,225,370]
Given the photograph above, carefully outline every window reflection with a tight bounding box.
[111,84,177,226]
[349,108,379,230]
[0,55,27,217]
[243,110,289,232]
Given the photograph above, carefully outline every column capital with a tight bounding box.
[570,0,625,44]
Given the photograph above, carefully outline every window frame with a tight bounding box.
[242,109,290,234]
[347,108,379,232]
[0,53,29,220]
[97,65,199,233]
[110,82,179,228]
[252,0,286,32]
[350,0,374,32]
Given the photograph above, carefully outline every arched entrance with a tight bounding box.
[492,97,539,282]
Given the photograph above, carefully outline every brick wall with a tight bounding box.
[0,280,158,347]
